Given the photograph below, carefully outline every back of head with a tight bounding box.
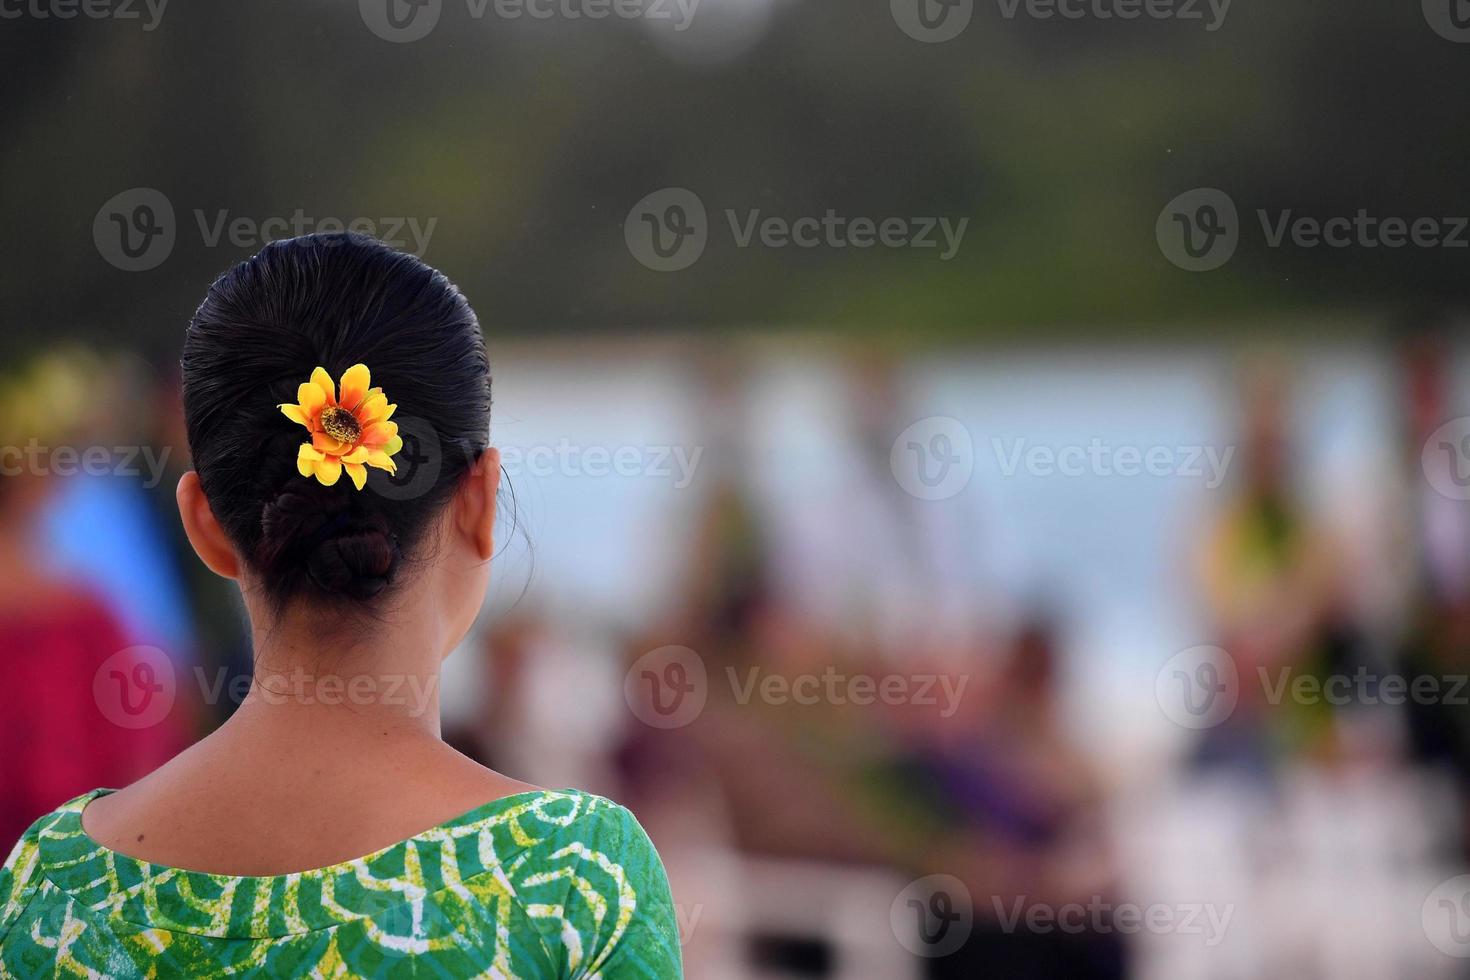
[182,233,490,612]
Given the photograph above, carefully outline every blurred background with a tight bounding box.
[6,0,1470,976]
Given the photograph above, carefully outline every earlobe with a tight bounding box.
[176,471,242,580]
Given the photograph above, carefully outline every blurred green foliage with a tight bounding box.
[0,0,1465,354]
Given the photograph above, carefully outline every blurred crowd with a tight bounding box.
[6,323,1470,979]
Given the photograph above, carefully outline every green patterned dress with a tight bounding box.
[0,788,683,978]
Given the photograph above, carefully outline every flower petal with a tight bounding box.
[364,450,397,474]
[340,446,372,465]
[280,404,310,428]
[361,421,399,448]
[339,364,371,411]
[344,462,368,490]
[297,381,326,415]
[314,457,342,487]
[297,443,324,477]
[312,432,347,455]
[311,366,336,407]
[383,434,404,457]
[356,392,389,425]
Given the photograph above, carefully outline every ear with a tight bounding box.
[176,471,242,580]
[453,447,501,562]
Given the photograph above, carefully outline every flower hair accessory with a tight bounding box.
[279,364,403,490]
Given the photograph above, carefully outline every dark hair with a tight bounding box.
[182,233,490,611]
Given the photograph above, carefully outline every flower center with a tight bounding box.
[320,406,361,444]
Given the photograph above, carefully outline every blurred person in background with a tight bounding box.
[0,352,183,847]
[1194,362,1352,774]
[857,615,1124,979]
[1398,326,1470,859]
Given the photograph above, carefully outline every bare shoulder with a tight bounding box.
[422,744,548,810]
[81,735,549,876]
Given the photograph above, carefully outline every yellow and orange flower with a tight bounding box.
[279,364,403,490]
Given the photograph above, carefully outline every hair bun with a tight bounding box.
[258,486,400,602]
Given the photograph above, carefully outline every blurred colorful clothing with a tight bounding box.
[0,594,180,847]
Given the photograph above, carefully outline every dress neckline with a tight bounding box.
[72,787,564,882]
[37,786,594,938]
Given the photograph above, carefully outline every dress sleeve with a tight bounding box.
[0,814,47,945]
[511,796,684,979]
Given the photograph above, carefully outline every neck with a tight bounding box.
[226,592,448,741]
